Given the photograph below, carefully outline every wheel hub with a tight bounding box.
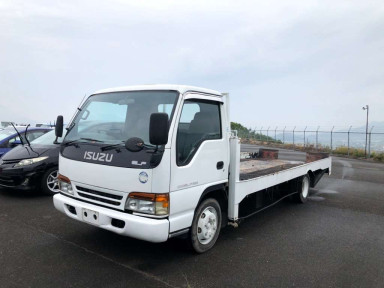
[47,170,59,193]
[302,177,309,198]
[197,206,218,245]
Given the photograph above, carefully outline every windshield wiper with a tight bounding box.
[24,124,31,146]
[101,142,124,152]
[10,123,25,145]
[64,138,104,147]
[80,138,104,143]
[101,142,155,152]
[63,139,81,147]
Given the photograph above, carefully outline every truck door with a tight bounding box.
[169,95,228,232]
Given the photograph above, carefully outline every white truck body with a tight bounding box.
[53,85,331,251]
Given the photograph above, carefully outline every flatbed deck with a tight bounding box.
[228,139,332,220]
[240,159,303,180]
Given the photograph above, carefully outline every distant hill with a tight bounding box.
[231,122,281,143]
[347,121,384,133]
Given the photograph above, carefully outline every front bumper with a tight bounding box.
[0,166,42,190]
[53,194,170,243]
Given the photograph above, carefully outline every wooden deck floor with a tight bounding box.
[239,159,303,180]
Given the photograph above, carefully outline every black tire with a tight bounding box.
[190,198,222,253]
[294,174,310,203]
[41,167,60,195]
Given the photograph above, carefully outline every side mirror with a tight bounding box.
[55,115,64,138]
[54,115,64,144]
[149,113,169,146]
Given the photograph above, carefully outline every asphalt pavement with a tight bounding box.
[1,148,384,288]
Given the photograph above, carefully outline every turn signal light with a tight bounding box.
[58,174,73,195]
[126,192,169,215]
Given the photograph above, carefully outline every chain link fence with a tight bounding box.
[241,126,384,158]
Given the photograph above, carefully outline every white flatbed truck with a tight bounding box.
[53,85,331,253]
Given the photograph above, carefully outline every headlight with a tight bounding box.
[58,174,73,195]
[14,156,49,167]
[125,192,169,216]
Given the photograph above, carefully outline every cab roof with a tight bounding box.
[93,84,222,97]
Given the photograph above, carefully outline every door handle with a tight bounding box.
[216,161,224,170]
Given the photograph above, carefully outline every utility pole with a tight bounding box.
[347,126,352,156]
[362,105,369,158]
[368,126,374,158]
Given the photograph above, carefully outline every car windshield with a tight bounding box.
[31,130,64,145]
[64,91,179,145]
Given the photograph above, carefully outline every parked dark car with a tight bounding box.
[0,126,52,158]
[0,130,63,194]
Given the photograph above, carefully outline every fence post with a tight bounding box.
[267,126,270,143]
[293,126,296,147]
[283,126,286,144]
[331,126,335,153]
[368,126,374,158]
[274,126,277,142]
[347,126,352,156]
[303,126,307,148]
[260,126,263,141]
[316,126,320,150]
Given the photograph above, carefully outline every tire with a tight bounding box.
[41,167,60,195]
[190,198,222,253]
[294,174,310,203]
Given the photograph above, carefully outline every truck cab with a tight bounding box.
[54,85,230,251]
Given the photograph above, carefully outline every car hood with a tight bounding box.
[1,144,57,161]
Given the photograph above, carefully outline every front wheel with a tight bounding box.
[294,174,310,203]
[190,198,222,253]
[41,167,60,195]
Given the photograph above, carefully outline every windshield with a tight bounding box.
[64,91,178,145]
[31,129,64,145]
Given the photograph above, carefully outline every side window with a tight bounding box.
[176,99,222,166]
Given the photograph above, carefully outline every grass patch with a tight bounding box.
[333,146,366,158]
[371,152,384,162]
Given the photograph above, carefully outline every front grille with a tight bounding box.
[76,186,123,200]
[0,177,16,186]
[0,174,24,187]
[76,185,123,207]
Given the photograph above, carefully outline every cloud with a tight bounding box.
[0,0,383,128]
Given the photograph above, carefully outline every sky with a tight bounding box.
[0,0,383,131]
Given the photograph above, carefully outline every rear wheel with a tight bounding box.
[41,167,59,195]
[190,198,222,253]
[294,174,310,203]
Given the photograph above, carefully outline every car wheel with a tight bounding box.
[41,167,60,195]
[190,198,222,253]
